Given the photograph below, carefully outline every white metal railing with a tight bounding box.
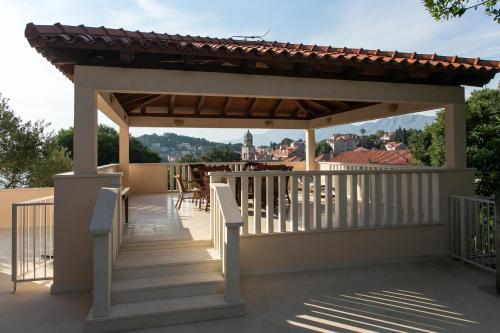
[210,183,243,303]
[89,187,121,317]
[210,168,443,236]
[449,195,496,273]
[11,196,54,292]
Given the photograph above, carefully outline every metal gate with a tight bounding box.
[11,196,54,291]
[449,195,496,273]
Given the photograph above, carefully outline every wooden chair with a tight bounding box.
[174,175,201,209]
[195,165,232,211]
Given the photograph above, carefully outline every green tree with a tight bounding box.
[315,140,332,156]
[424,0,499,23]
[201,146,241,162]
[410,88,500,195]
[177,153,200,163]
[280,137,294,146]
[360,128,366,136]
[55,125,161,165]
[0,93,72,188]
[375,130,386,138]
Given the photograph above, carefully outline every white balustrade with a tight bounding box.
[209,167,444,237]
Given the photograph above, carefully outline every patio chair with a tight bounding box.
[195,165,232,211]
[174,175,201,210]
[244,164,292,207]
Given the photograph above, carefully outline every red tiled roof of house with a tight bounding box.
[24,23,499,85]
[285,156,302,162]
[331,148,412,165]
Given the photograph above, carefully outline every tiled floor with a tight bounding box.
[122,193,211,243]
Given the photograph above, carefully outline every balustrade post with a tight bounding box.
[224,222,243,303]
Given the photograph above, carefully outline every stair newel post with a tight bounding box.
[89,187,119,319]
[224,221,243,303]
[91,232,112,317]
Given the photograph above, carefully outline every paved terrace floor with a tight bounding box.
[0,258,498,333]
[1,195,499,332]
[123,192,365,243]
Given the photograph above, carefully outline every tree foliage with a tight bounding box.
[201,146,241,162]
[424,0,499,23]
[280,137,294,146]
[0,93,72,188]
[315,140,332,156]
[55,125,161,165]
[410,88,500,195]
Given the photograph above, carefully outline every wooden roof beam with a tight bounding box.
[247,98,258,116]
[133,95,164,113]
[195,96,205,114]
[168,95,176,113]
[222,97,232,115]
[270,99,284,116]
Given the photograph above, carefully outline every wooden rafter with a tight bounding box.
[313,99,349,110]
[168,95,176,113]
[133,95,164,113]
[195,96,205,114]
[271,99,283,116]
[222,97,232,115]
[247,98,258,116]
[297,100,322,115]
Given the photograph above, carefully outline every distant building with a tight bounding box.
[255,145,271,161]
[331,147,412,165]
[381,131,394,142]
[241,130,256,161]
[385,141,408,151]
[270,140,305,161]
[328,134,360,155]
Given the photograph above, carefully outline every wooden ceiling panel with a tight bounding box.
[113,93,379,120]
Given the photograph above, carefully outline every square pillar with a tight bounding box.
[444,102,467,169]
[74,85,98,174]
[305,128,317,171]
[119,125,130,186]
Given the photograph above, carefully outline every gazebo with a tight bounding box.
[24,23,499,331]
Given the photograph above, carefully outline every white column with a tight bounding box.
[305,128,316,171]
[444,101,467,169]
[119,125,130,186]
[74,85,98,174]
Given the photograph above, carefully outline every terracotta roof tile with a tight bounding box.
[331,149,412,165]
[24,23,499,84]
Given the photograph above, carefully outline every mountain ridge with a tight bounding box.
[222,114,436,145]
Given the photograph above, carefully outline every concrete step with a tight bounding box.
[111,272,224,304]
[120,239,212,252]
[114,246,219,268]
[86,294,245,333]
[113,245,221,281]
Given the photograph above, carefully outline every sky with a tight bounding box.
[0,0,498,142]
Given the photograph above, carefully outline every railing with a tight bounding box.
[449,195,496,273]
[319,161,422,171]
[89,187,121,317]
[210,168,442,236]
[210,183,243,303]
[11,196,54,292]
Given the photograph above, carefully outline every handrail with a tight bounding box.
[210,183,243,303]
[89,187,121,318]
[90,188,119,235]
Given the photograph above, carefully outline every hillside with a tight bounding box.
[223,114,436,145]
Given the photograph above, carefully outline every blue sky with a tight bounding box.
[0,0,498,142]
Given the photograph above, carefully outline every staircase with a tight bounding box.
[86,239,245,333]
